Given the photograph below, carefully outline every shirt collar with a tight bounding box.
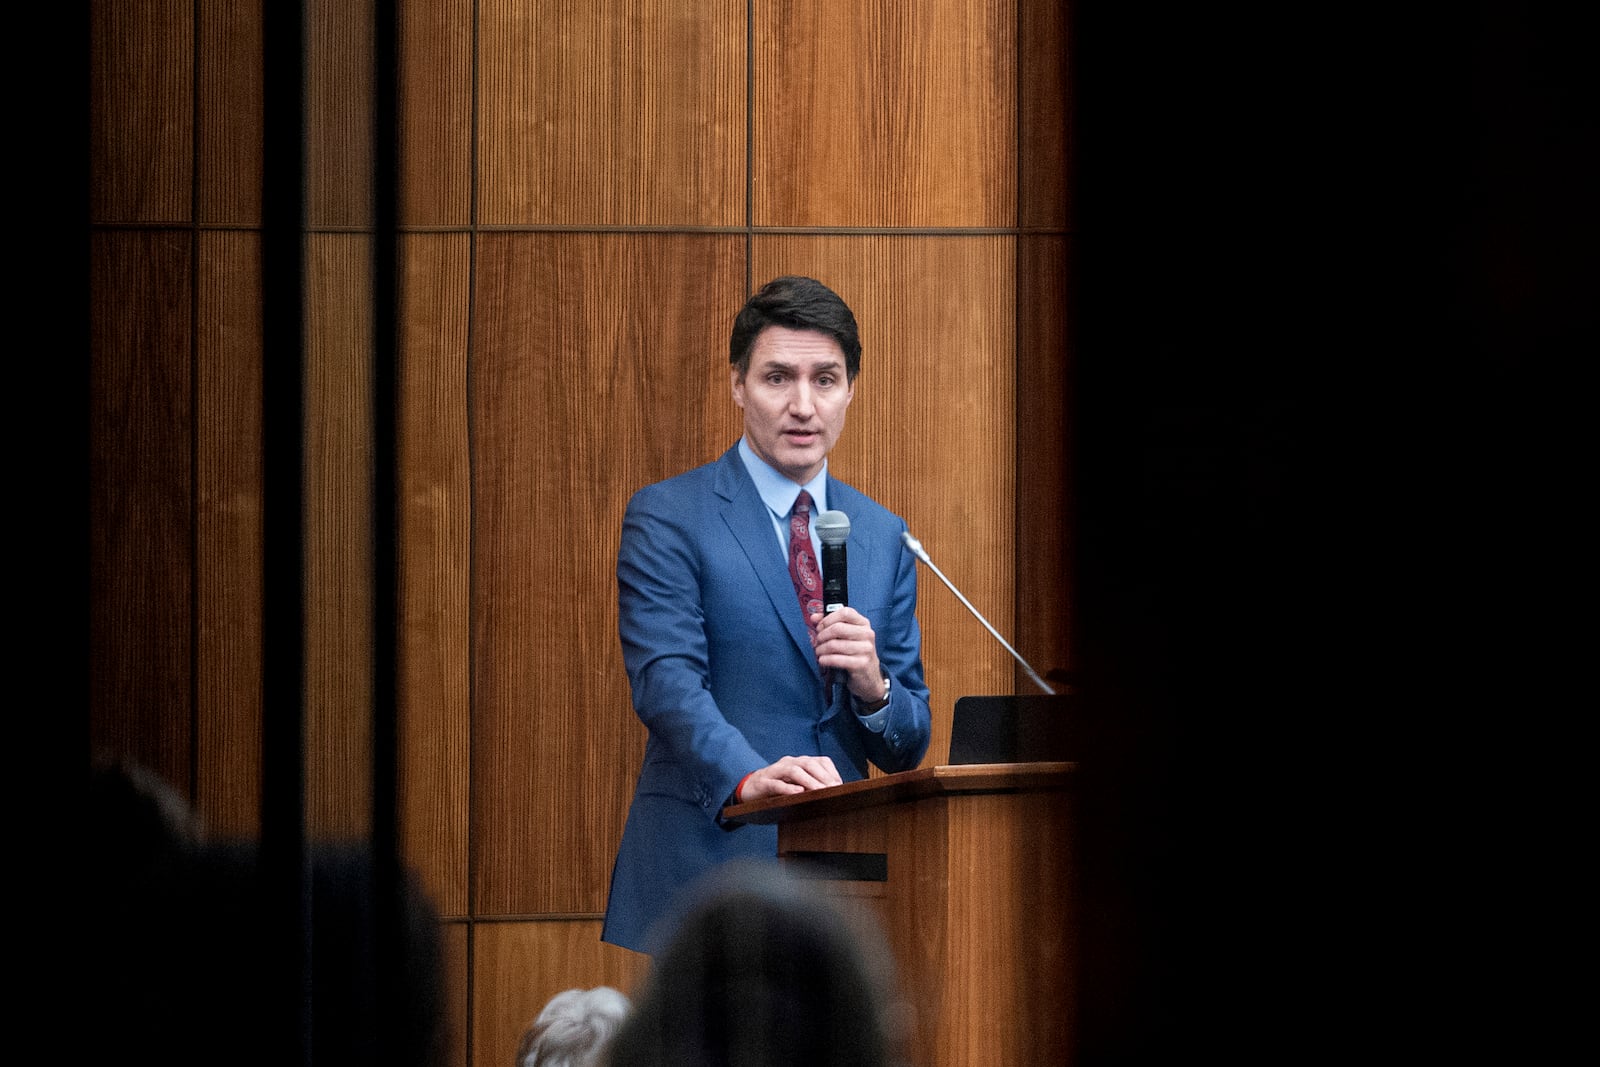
[737,436,828,518]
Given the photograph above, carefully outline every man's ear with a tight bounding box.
[730,366,745,408]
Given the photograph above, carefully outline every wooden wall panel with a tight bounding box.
[470,232,745,916]
[471,919,653,1067]
[304,234,375,838]
[753,0,1017,228]
[195,230,265,837]
[752,236,1016,764]
[441,921,470,1067]
[89,230,194,788]
[399,234,473,915]
[90,0,192,223]
[400,0,474,227]
[1017,236,1072,686]
[1020,0,1072,230]
[477,0,747,226]
[198,0,264,225]
[307,0,375,229]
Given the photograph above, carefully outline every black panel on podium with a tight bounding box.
[947,693,1075,764]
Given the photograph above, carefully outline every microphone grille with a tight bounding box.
[814,510,851,545]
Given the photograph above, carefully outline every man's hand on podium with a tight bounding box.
[736,755,842,803]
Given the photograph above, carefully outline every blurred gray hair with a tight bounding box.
[516,986,632,1067]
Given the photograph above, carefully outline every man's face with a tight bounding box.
[732,325,855,485]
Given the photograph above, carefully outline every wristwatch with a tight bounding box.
[858,672,891,713]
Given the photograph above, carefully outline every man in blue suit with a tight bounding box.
[602,276,933,954]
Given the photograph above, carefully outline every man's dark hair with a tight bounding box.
[728,276,863,382]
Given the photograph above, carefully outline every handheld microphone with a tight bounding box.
[815,510,851,614]
[901,530,1056,694]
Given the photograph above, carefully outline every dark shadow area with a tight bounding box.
[1064,3,1591,1062]
[84,759,446,1067]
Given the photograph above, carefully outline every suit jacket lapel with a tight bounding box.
[714,448,819,674]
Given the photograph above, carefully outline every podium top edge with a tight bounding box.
[722,761,1076,825]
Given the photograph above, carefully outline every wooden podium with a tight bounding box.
[725,763,1076,1066]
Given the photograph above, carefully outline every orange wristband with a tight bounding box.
[735,771,756,801]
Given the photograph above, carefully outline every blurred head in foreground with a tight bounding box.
[605,859,907,1067]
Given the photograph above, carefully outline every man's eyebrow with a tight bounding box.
[754,357,844,374]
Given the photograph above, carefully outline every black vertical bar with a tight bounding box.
[262,1,309,1064]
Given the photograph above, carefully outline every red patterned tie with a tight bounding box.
[788,491,825,625]
[788,491,829,686]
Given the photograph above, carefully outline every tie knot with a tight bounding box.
[794,490,813,516]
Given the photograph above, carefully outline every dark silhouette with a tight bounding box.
[84,757,445,1067]
[605,859,907,1067]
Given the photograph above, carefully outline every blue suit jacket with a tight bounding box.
[601,445,932,952]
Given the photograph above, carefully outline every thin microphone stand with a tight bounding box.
[901,532,1057,695]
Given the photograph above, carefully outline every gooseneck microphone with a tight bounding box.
[815,510,851,614]
[901,530,1056,694]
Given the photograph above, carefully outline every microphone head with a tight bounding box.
[901,530,931,563]
[815,510,851,546]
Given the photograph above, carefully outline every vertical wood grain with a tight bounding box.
[400,0,474,227]
[1019,0,1071,230]
[441,921,470,1067]
[306,0,375,229]
[478,0,747,226]
[90,0,193,223]
[886,796,950,1066]
[198,0,264,225]
[89,230,194,788]
[399,233,473,915]
[753,0,1017,227]
[938,792,1071,1063]
[752,235,1017,764]
[470,232,745,916]
[195,230,265,837]
[1017,235,1072,686]
[1017,0,1073,690]
[304,233,375,839]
